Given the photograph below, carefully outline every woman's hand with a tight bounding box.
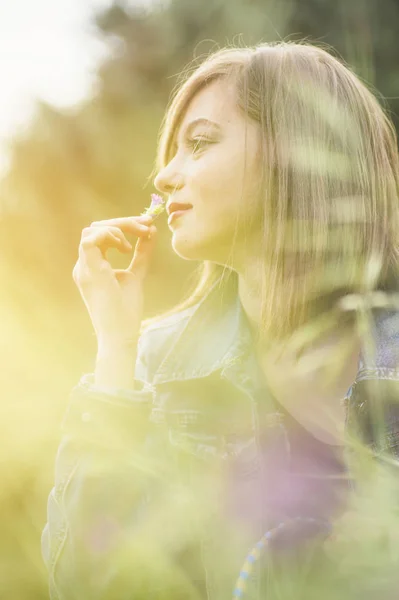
[72,214,157,352]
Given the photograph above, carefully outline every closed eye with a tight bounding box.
[186,136,215,154]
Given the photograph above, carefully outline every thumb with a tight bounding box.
[127,225,157,279]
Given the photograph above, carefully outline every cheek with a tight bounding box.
[195,145,246,187]
[193,169,243,221]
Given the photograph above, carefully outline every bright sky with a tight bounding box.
[0,0,119,174]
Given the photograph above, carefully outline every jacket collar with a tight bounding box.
[153,270,399,386]
[356,307,399,380]
[153,271,254,385]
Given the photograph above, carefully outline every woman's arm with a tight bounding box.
[42,347,156,599]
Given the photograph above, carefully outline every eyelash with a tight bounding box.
[186,137,213,153]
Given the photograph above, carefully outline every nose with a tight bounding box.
[154,158,184,195]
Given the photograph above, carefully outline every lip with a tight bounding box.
[167,208,192,226]
[166,202,193,216]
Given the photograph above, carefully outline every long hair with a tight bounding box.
[141,41,399,354]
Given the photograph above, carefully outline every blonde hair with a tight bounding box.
[142,41,399,351]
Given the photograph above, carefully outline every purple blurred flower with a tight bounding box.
[141,193,166,218]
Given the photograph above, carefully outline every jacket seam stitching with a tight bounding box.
[50,458,80,593]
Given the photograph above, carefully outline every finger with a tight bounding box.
[82,226,133,252]
[89,215,153,233]
[79,230,129,270]
[127,225,157,279]
[105,233,132,255]
[81,230,128,256]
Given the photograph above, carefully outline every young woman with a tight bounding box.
[42,42,399,599]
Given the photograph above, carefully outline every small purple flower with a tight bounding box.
[150,193,164,208]
[141,193,166,218]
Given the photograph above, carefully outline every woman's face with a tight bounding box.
[154,78,262,267]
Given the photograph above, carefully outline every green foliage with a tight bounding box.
[0,0,398,596]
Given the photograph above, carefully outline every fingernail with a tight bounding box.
[139,224,150,232]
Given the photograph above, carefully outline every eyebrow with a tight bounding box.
[178,118,222,142]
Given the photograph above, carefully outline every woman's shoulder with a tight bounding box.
[357,307,399,379]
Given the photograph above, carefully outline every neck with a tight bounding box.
[237,269,264,341]
[236,265,361,447]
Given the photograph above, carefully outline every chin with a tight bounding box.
[171,238,206,261]
[171,233,218,262]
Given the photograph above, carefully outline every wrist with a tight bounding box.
[97,337,139,357]
[94,350,137,390]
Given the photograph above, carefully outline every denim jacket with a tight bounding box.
[42,275,399,600]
